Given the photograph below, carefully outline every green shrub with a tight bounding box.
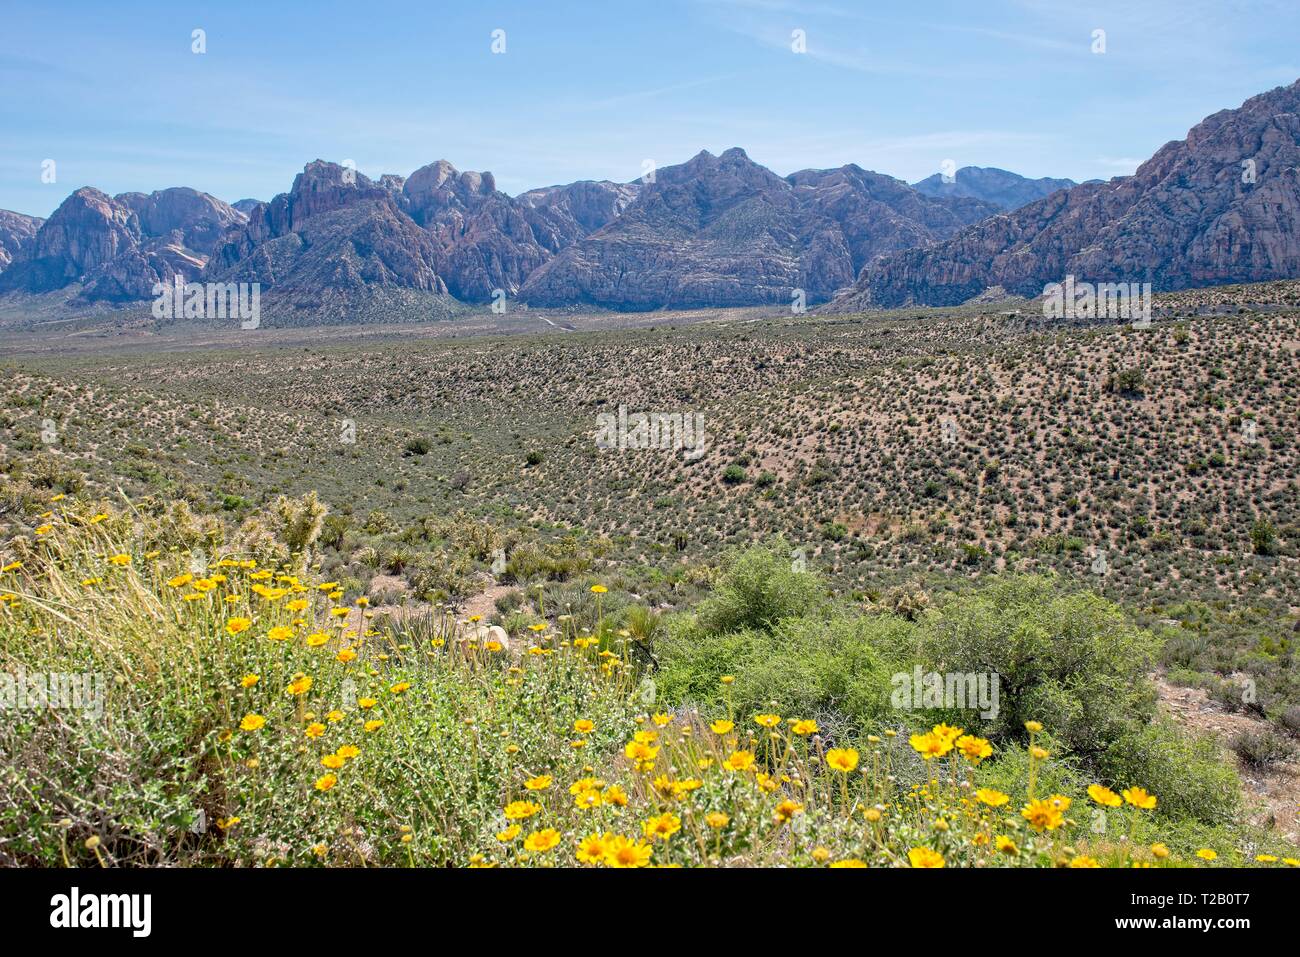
[1099,721,1241,825]
[919,575,1158,759]
[693,540,823,635]
[1231,727,1295,769]
[657,611,911,729]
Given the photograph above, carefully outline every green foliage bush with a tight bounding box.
[693,540,823,635]
[657,612,909,729]
[919,575,1158,759]
[1099,720,1241,825]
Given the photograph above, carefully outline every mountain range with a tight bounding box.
[911,166,1079,211]
[834,79,1300,310]
[1,78,1297,321]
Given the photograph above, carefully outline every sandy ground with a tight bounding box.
[1156,675,1300,843]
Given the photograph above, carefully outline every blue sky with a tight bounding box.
[3,0,1297,217]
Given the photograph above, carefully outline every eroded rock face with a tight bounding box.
[912,167,1078,212]
[7,188,139,284]
[0,185,243,301]
[517,179,641,235]
[400,161,636,301]
[205,161,447,297]
[0,210,44,272]
[836,80,1300,310]
[518,148,1000,310]
[114,187,245,255]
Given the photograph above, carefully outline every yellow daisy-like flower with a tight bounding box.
[358,697,377,709]
[284,674,312,696]
[932,723,964,742]
[1021,797,1066,832]
[569,776,603,795]
[363,719,384,732]
[705,812,730,829]
[995,835,1019,856]
[825,748,859,773]
[573,718,595,734]
[523,828,561,852]
[790,719,818,736]
[503,800,542,821]
[267,625,294,642]
[225,616,252,635]
[623,740,659,768]
[753,713,782,729]
[1069,855,1101,868]
[723,750,756,772]
[909,731,952,760]
[336,744,360,760]
[314,773,338,792]
[603,835,653,868]
[603,785,629,807]
[710,719,735,735]
[830,859,867,868]
[304,722,326,738]
[590,584,608,594]
[496,825,521,842]
[524,775,553,791]
[774,799,804,824]
[908,847,945,868]
[240,674,260,688]
[1122,786,1157,810]
[389,681,411,694]
[320,754,345,770]
[974,788,1010,807]
[108,553,131,566]
[1150,843,1171,859]
[239,713,265,732]
[1196,848,1218,861]
[576,832,609,864]
[1088,784,1123,808]
[955,734,992,764]
[642,812,682,841]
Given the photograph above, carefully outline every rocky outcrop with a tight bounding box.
[400,162,635,301]
[114,187,245,255]
[0,185,243,302]
[517,179,641,236]
[0,210,44,272]
[835,80,1300,310]
[912,167,1077,212]
[518,148,1000,310]
[205,161,447,299]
